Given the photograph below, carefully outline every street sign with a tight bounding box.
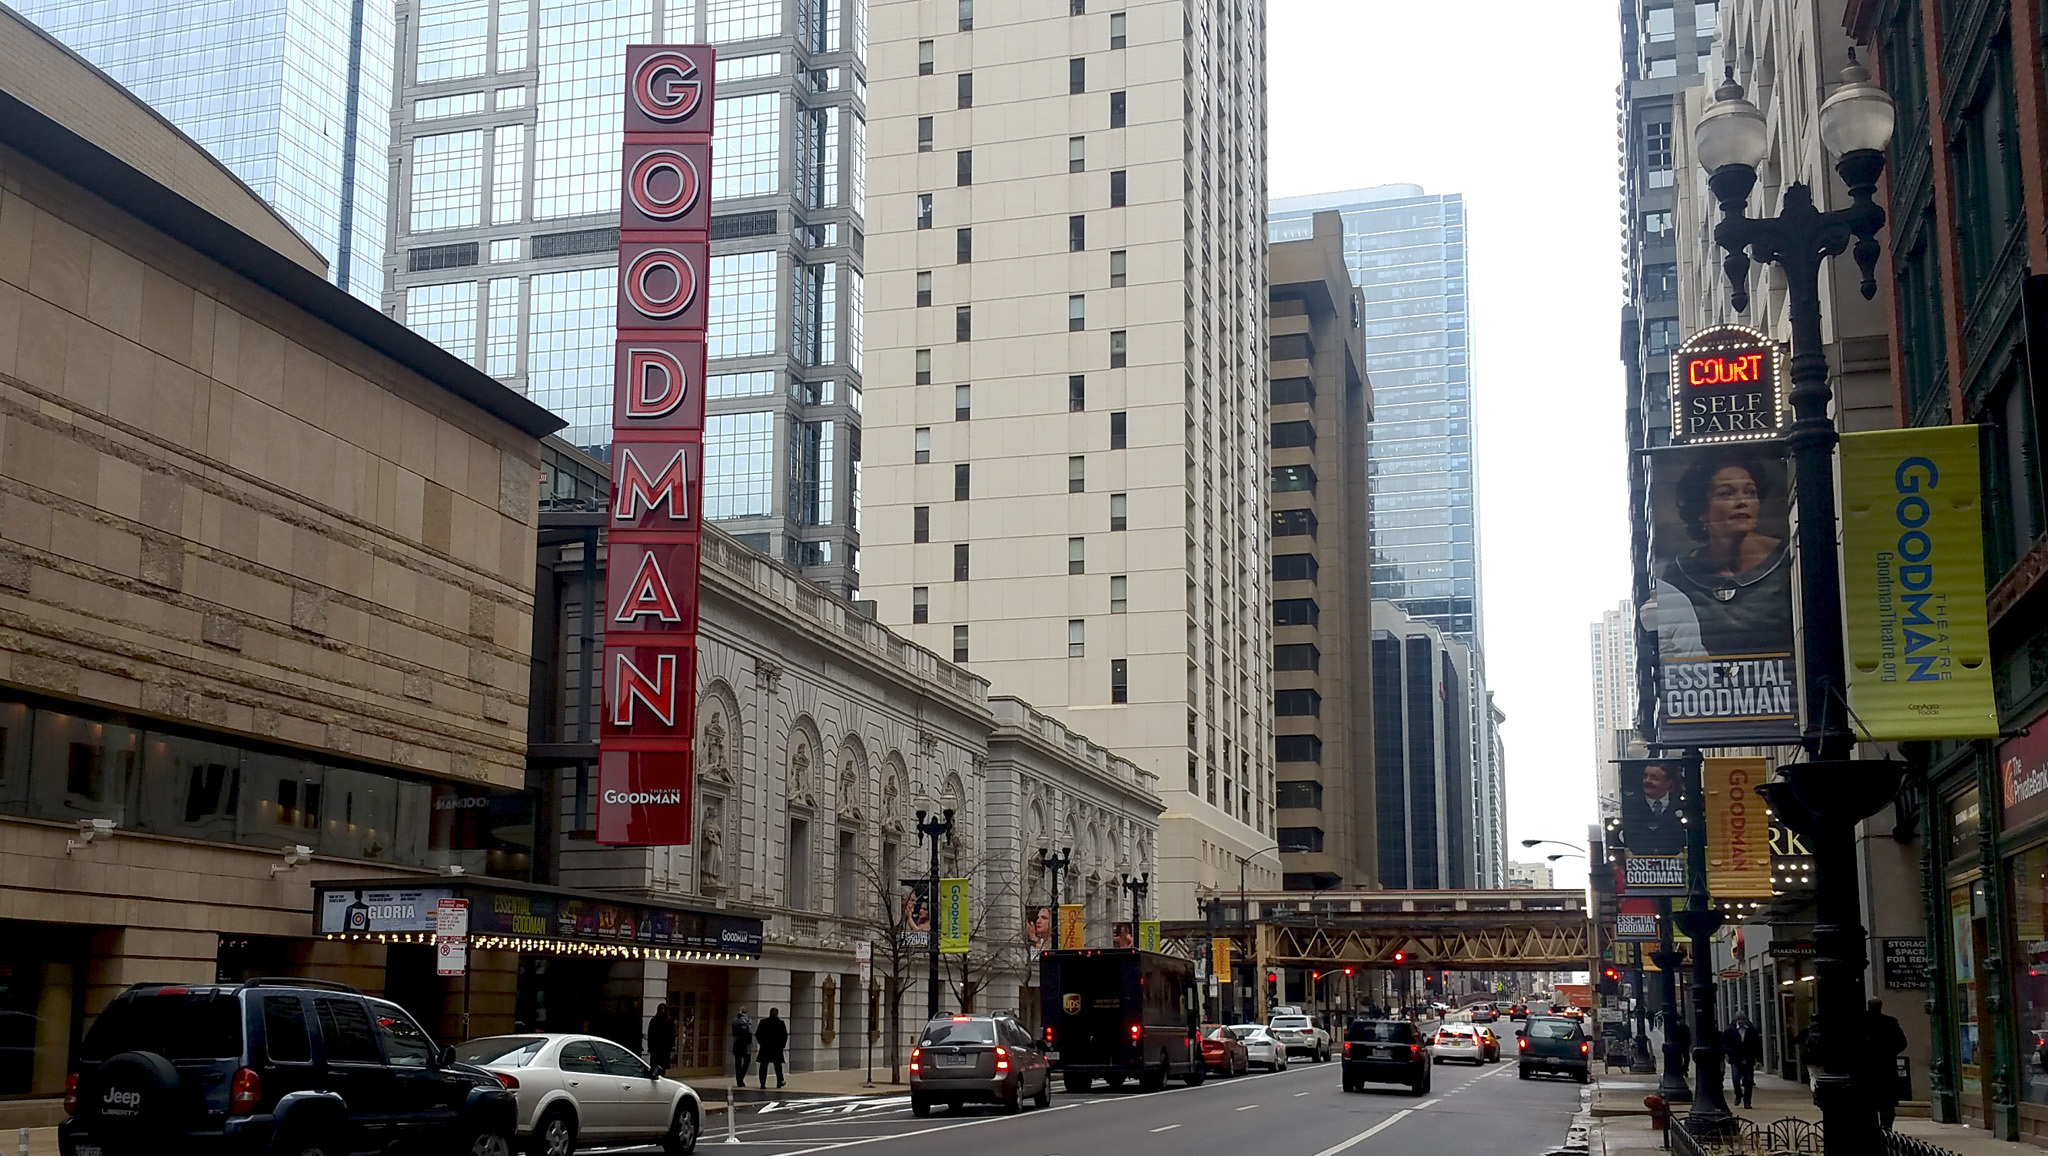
[436,898,469,977]
[1670,324,1784,445]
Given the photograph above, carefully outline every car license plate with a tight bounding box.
[937,1054,972,1068]
[1047,1051,1060,1063]
[76,1147,102,1156]
[1372,1047,1394,1058]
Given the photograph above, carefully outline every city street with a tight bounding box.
[691,1055,1583,1156]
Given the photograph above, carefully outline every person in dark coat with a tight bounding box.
[754,1007,790,1088]
[1863,998,1909,1130]
[1723,1013,1763,1109]
[731,1008,754,1087]
[648,1004,677,1075]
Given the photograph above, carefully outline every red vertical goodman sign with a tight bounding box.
[600,45,714,845]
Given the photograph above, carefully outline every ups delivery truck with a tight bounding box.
[1040,948,1204,1092]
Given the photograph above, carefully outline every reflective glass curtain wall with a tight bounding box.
[388,0,867,595]
[15,0,395,305]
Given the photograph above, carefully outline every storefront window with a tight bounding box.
[2011,846,2048,1105]
[30,711,139,824]
[0,920,87,1099]
[1954,882,1985,1108]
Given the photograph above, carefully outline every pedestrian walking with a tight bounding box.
[755,1007,789,1089]
[648,1003,676,1076]
[731,1007,754,1087]
[1723,1013,1763,1109]
[1863,998,1909,1130]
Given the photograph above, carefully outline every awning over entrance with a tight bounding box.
[311,876,764,961]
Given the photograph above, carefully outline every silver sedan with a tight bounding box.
[1222,1024,1290,1071]
[454,1034,701,1156]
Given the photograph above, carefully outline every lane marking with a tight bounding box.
[1151,1124,1181,1133]
[1235,1103,1258,1111]
[1416,1098,1440,1109]
[1308,1109,1414,1156]
[1293,1091,1312,1097]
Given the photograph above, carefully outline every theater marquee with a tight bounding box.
[1670,324,1785,445]
[599,45,715,846]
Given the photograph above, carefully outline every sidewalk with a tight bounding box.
[1590,1068,2036,1156]
[3,1068,907,1156]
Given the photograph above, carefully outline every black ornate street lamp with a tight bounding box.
[1122,872,1150,947]
[917,808,955,1020]
[1039,846,1073,935]
[1677,755,1733,1131]
[1694,55,1902,1153]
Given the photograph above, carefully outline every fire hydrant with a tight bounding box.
[1645,1093,1670,1131]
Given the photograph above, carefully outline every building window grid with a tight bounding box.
[410,130,486,232]
[405,281,480,365]
[705,411,776,519]
[490,124,526,225]
[484,277,520,376]
[1069,619,1086,657]
[710,251,779,360]
[1069,536,1086,574]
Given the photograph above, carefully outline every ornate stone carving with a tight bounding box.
[702,712,734,785]
[700,795,727,891]
[838,757,863,822]
[882,768,905,833]
[789,738,816,809]
[756,658,784,693]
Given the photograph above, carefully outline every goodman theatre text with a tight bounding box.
[1662,655,1797,724]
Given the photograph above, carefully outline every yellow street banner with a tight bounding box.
[1840,426,1997,740]
[1211,937,1232,977]
[1139,921,1161,952]
[1703,757,1772,898]
[939,878,970,954]
[1058,904,1085,949]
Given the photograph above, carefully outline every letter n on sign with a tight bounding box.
[600,44,714,846]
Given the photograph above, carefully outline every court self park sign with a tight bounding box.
[1669,324,1786,445]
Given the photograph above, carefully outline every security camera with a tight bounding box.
[271,845,314,876]
[66,818,118,853]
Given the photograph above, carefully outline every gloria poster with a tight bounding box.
[1648,443,1800,743]
[1617,756,1692,896]
[1702,757,1772,898]
[1839,426,1997,740]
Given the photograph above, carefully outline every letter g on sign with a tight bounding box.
[633,51,703,121]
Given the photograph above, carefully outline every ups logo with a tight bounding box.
[1062,993,1081,1015]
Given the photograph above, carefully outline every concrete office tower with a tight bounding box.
[1270,185,1504,887]
[1618,0,1717,731]
[384,0,866,594]
[1268,212,1374,891]
[14,0,393,305]
[1589,600,1636,822]
[862,0,1273,918]
[1370,602,1479,889]
[1507,861,1556,890]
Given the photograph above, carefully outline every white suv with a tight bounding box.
[1266,1014,1332,1062]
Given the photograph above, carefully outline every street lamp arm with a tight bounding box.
[1519,839,1585,853]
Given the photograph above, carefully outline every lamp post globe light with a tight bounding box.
[916,808,955,1020]
[1693,54,1902,1153]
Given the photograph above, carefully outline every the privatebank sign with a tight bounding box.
[599,45,714,846]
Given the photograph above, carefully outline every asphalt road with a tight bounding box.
[697,1050,1584,1156]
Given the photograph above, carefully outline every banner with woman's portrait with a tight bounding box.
[1648,442,1801,744]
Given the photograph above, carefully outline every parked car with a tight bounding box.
[1430,1024,1484,1065]
[1218,1025,1289,1071]
[1341,1019,1430,1095]
[1199,1025,1249,1076]
[1267,1014,1332,1062]
[59,979,516,1156]
[1518,1015,1591,1083]
[910,1015,1051,1116]
[454,1034,701,1156]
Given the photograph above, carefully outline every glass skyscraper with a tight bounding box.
[1271,185,1504,886]
[385,0,866,594]
[1270,185,1479,648]
[16,0,394,305]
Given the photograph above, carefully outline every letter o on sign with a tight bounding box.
[633,51,702,121]
[625,248,698,320]
[628,149,702,220]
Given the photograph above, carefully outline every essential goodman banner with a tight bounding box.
[1648,443,1801,744]
[1840,425,1998,740]
[1702,757,1772,898]
[939,877,970,954]
[1616,756,1693,897]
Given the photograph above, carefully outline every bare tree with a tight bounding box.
[848,840,926,1084]
[940,849,1027,1016]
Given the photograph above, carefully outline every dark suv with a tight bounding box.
[1339,1019,1431,1095]
[1517,1014,1591,1083]
[59,979,516,1156]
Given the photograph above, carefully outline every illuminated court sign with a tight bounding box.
[600,45,714,846]
[1670,324,1786,445]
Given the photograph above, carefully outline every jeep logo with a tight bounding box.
[101,1087,142,1113]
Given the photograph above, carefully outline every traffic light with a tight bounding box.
[1393,951,1406,963]
[1343,967,1354,977]
[1266,971,1278,985]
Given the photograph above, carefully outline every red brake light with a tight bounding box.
[952,1016,971,1022]
[1579,1041,1591,1055]
[63,1073,78,1116]
[1044,1027,1055,1044]
[995,1045,1010,1071]
[1519,1037,1530,1050]
[230,1067,261,1114]
[1409,1044,1422,1059]
[494,1072,521,1090]
[1343,1042,1351,1057]
[1130,1024,1141,1039]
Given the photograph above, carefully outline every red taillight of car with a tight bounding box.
[1342,1042,1352,1057]
[1579,1041,1591,1056]
[1409,1045,1423,1060]
[1519,1037,1530,1051]
[1044,1026,1055,1046]
[909,1046,922,1074]
[1129,1024,1142,1041]
[63,1073,78,1116]
[230,1067,261,1114]
[494,1072,521,1090]
[995,1046,1010,1072]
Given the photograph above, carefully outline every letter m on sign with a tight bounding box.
[612,442,701,531]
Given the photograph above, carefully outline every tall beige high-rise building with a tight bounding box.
[863,0,1273,918]
[1590,600,1637,821]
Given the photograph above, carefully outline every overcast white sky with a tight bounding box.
[1268,1,1629,891]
